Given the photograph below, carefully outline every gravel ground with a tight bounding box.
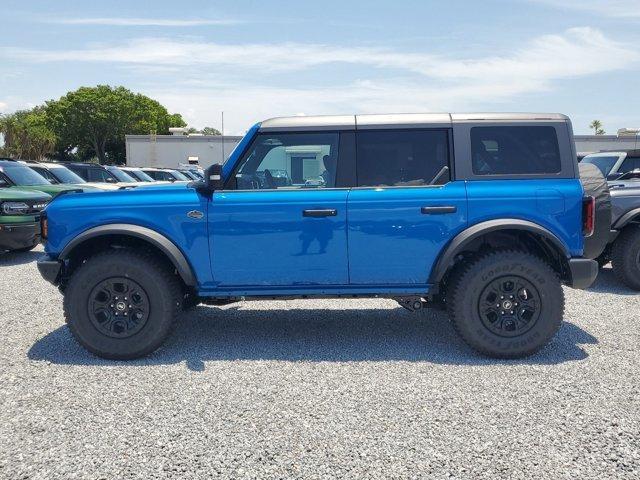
[0,246,639,479]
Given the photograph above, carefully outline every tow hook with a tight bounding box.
[396,296,428,312]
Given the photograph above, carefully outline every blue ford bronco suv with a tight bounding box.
[37,113,607,359]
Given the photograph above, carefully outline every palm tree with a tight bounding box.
[589,120,605,135]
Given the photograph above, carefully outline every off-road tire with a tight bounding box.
[63,249,182,359]
[611,226,640,291]
[447,250,564,358]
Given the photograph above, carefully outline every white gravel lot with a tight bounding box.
[0,246,639,479]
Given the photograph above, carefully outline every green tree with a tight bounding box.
[0,107,57,160]
[45,85,186,164]
[201,126,221,135]
[589,120,605,135]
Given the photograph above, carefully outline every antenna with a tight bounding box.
[221,111,225,163]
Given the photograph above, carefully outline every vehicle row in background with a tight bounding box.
[598,179,640,290]
[582,150,640,181]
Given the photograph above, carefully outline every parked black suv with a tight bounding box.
[65,163,119,184]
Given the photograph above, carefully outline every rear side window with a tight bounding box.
[356,129,450,187]
[471,126,561,175]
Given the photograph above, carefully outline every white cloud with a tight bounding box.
[0,27,637,132]
[527,0,640,18]
[45,17,241,27]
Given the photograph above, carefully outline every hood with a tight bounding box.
[1,187,52,202]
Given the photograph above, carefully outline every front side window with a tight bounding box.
[233,132,339,190]
[471,126,561,175]
[356,129,449,187]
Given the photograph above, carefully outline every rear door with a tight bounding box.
[347,128,467,285]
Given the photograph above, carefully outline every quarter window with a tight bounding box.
[471,126,561,175]
[233,133,339,190]
[355,130,450,187]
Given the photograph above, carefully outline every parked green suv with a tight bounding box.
[0,159,100,197]
[0,186,50,252]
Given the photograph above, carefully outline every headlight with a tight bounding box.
[1,202,29,215]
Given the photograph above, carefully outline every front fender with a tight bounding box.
[58,224,197,286]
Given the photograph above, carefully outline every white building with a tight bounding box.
[125,130,242,169]
[575,129,639,157]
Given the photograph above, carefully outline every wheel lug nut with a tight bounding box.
[510,310,514,314]
[115,312,119,316]
[501,296,504,299]
[110,304,114,308]
[501,311,505,315]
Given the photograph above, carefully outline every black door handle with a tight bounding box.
[303,209,337,218]
[421,206,457,215]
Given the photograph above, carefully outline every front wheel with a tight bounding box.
[447,250,564,358]
[63,250,183,359]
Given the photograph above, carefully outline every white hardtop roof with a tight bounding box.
[259,113,570,131]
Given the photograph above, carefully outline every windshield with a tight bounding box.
[106,166,136,182]
[127,169,155,182]
[582,156,620,176]
[50,166,86,184]
[168,170,189,181]
[2,164,52,185]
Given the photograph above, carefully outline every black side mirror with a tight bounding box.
[207,163,224,190]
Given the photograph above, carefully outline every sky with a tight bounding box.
[0,0,639,135]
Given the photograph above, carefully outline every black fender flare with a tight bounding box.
[59,224,197,286]
[613,208,640,230]
[428,219,571,284]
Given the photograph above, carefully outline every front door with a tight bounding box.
[209,131,350,287]
[347,129,468,285]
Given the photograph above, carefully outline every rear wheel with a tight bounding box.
[63,250,182,359]
[611,226,640,291]
[447,250,564,358]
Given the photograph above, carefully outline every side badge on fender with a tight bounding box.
[187,210,204,219]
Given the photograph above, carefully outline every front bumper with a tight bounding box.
[568,258,599,289]
[0,223,40,251]
[37,255,62,285]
